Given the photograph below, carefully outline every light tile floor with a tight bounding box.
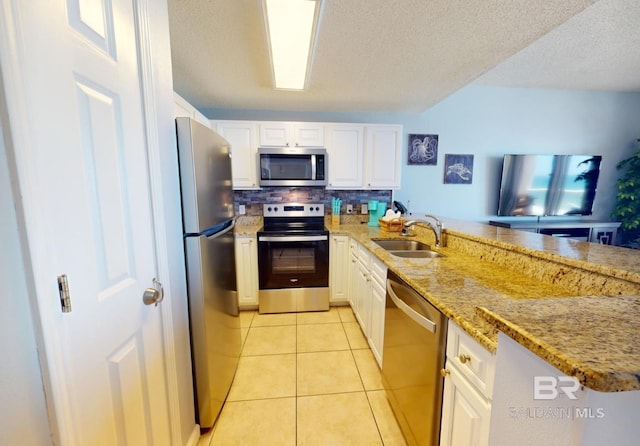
[197,306,407,446]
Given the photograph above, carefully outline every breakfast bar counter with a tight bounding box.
[477,296,640,392]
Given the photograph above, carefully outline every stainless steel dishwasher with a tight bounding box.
[382,270,448,446]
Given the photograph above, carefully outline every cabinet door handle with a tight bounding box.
[440,368,450,377]
[459,354,471,364]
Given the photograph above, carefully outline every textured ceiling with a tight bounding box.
[167,0,637,114]
[474,0,640,91]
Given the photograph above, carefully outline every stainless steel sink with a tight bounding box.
[372,239,444,258]
[373,239,432,250]
[387,250,444,258]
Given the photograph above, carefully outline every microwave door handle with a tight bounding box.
[311,154,316,181]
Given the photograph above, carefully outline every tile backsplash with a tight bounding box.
[234,188,393,216]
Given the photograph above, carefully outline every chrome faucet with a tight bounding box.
[403,214,444,247]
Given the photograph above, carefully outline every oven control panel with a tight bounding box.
[263,203,325,217]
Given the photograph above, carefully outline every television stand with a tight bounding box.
[488,218,621,245]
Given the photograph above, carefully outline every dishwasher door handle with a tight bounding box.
[386,279,436,333]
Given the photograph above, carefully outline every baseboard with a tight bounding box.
[186,424,201,446]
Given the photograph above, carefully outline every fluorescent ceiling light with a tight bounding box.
[263,0,322,90]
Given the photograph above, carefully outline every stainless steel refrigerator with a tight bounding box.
[175,117,240,428]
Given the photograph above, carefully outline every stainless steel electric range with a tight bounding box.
[257,203,329,313]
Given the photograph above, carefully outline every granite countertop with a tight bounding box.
[441,218,640,284]
[328,222,577,352]
[328,220,640,392]
[476,296,640,392]
[234,216,262,236]
[235,216,640,392]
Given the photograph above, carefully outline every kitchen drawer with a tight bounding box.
[355,241,370,261]
[370,255,387,285]
[446,322,496,399]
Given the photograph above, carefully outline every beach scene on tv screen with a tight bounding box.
[497,155,601,217]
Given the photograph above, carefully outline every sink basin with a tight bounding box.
[387,250,444,259]
[373,239,432,251]
[372,239,444,258]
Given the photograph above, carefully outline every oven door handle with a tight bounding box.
[258,235,328,242]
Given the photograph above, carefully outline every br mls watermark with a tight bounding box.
[534,376,580,400]
[508,375,605,420]
[509,406,605,420]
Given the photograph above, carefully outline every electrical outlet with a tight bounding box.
[361,204,368,214]
[238,204,246,215]
[346,204,353,214]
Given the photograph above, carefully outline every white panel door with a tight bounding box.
[325,124,364,189]
[293,123,324,147]
[369,277,386,367]
[235,236,259,307]
[329,235,349,303]
[217,121,259,189]
[440,362,491,446]
[1,0,171,444]
[365,125,402,189]
[259,122,292,146]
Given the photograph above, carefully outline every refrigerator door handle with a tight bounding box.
[205,218,236,240]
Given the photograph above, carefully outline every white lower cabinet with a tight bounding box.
[368,273,385,366]
[347,239,357,307]
[440,322,495,446]
[440,361,492,446]
[329,235,349,304]
[348,238,386,367]
[235,235,258,308]
[353,255,371,335]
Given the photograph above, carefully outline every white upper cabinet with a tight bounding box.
[325,124,364,189]
[326,123,402,189]
[259,122,324,147]
[364,125,402,189]
[213,119,402,190]
[215,121,259,189]
[173,92,211,128]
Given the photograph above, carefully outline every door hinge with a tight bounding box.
[57,274,72,313]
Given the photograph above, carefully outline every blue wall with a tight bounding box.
[205,86,640,222]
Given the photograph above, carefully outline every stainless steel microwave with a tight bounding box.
[258,147,327,187]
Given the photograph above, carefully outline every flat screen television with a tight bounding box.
[497,154,602,217]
